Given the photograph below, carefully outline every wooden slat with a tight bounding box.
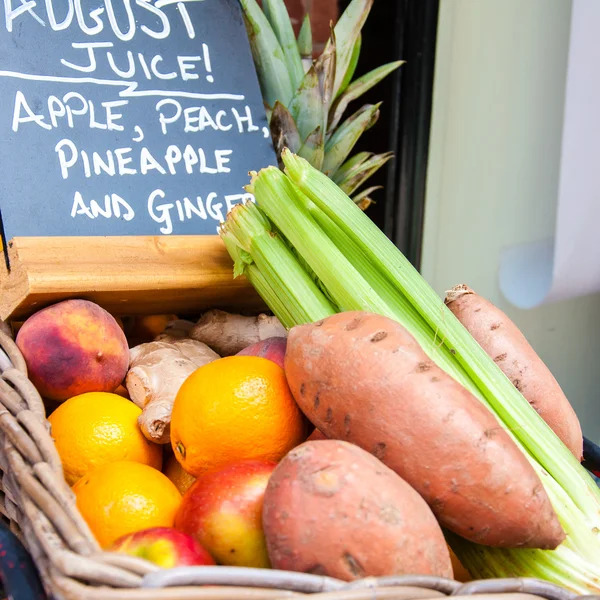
[0,236,266,320]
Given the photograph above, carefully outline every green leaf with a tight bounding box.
[338,33,362,97]
[331,0,374,99]
[288,66,324,141]
[322,103,380,175]
[239,0,295,108]
[339,151,393,183]
[314,27,337,118]
[351,185,382,204]
[338,152,393,196]
[329,60,404,132]
[331,151,372,183]
[297,14,313,72]
[262,0,305,89]
[298,126,325,170]
[270,101,302,164]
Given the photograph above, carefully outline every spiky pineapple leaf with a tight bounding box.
[331,151,372,184]
[338,33,362,96]
[322,103,380,175]
[336,151,393,187]
[298,126,325,170]
[262,0,304,89]
[352,185,382,204]
[331,0,374,100]
[329,60,404,133]
[240,0,295,108]
[288,66,324,142]
[315,27,337,120]
[270,102,302,164]
[297,14,313,73]
[338,152,393,196]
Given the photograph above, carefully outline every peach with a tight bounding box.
[16,299,129,401]
[236,337,287,369]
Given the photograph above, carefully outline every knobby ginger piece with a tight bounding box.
[155,319,195,342]
[189,309,286,356]
[126,338,219,444]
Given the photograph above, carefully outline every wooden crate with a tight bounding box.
[0,236,265,321]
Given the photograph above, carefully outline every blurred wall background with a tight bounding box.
[422,0,600,441]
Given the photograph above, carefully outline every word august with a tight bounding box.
[3,0,197,40]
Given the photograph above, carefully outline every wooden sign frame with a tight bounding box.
[0,236,265,321]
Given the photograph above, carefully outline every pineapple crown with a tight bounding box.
[240,0,403,210]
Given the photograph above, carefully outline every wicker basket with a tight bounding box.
[0,326,593,600]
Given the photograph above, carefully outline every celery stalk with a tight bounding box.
[220,201,336,326]
[289,174,600,566]
[252,166,399,318]
[282,149,600,519]
[221,229,297,329]
[220,151,600,590]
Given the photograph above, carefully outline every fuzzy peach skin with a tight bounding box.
[263,440,453,581]
[284,311,565,550]
[445,284,583,461]
[16,299,129,401]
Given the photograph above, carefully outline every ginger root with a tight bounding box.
[155,319,195,342]
[189,310,286,356]
[126,338,219,444]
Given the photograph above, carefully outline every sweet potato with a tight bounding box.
[284,311,564,549]
[445,285,583,461]
[263,440,453,580]
[306,428,328,441]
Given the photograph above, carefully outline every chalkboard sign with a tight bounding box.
[0,0,277,240]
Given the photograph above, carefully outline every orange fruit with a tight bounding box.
[170,356,307,477]
[164,453,196,495]
[48,392,162,485]
[74,461,182,548]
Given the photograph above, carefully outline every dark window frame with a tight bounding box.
[338,0,439,269]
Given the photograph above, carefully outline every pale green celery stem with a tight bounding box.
[247,266,297,329]
[282,151,600,520]
[220,230,296,328]
[295,185,600,564]
[254,168,399,318]
[250,233,337,324]
[294,188,467,380]
[449,533,600,594]
[538,468,600,562]
[223,203,337,325]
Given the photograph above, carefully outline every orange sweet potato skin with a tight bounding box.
[284,312,565,550]
[445,286,583,461]
[263,440,453,580]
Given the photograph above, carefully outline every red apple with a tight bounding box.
[109,527,215,569]
[175,460,276,568]
[236,337,287,369]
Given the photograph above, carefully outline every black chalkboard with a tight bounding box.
[0,0,277,240]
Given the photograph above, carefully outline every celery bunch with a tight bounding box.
[220,150,600,592]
